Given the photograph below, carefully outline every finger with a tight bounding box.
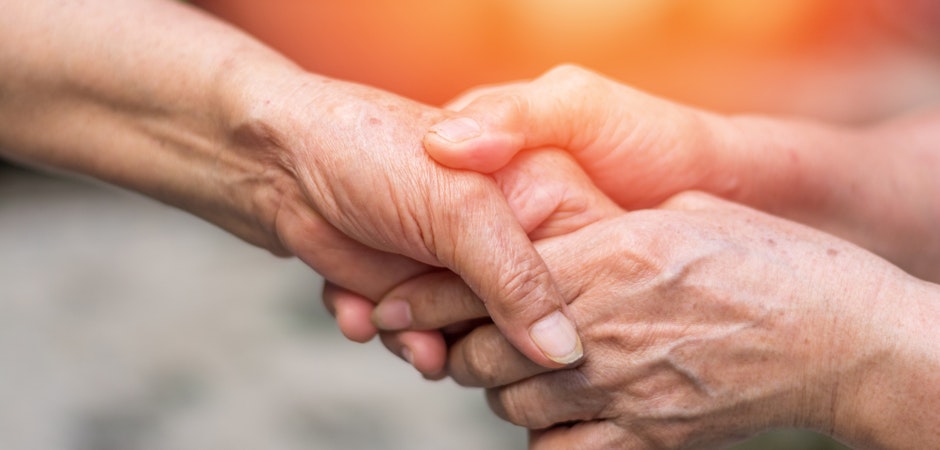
[378,330,448,377]
[529,422,626,450]
[277,203,431,300]
[493,148,624,239]
[485,370,605,430]
[372,150,622,333]
[447,324,548,388]
[424,64,611,173]
[657,190,727,212]
[323,282,378,343]
[372,270,487,331]
[433,177,583,368]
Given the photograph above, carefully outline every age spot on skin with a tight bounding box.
[368,117,382,126]
[827,248,839,257]
[766,238,776,247]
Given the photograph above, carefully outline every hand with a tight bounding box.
[386,192,936,448]
[421,65,940,281]
[422,64,738,209]
[250,77,587,368]
[323,148,623,376]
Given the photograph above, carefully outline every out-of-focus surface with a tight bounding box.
[194,0,940,123]
[0,165,851,449]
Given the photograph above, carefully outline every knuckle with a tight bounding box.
[541,64,602,94]
[489,386,552,429]
[660,191,719,211]
[636,424,695,450]
[501,91,530,124]
[494,253,553,316]
[437,175,492,213]
[543,63,590,83]
[460,332,504,387]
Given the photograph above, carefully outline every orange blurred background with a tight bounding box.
[194,0,940,122]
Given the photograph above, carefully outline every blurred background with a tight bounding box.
[5,0,939,448]
[196,0,940,122]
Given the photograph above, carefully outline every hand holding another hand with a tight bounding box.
[381,191,938,449]
[423,65,940,281]
[323,148,622,375]
[252,77,589,368]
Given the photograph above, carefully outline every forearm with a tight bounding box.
[0,0,306,252]
[720,110,940,281]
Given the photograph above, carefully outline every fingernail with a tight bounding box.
[529,311,583,365]
[373,299,412,330]
[401,347,414,365]
[430,117,482,142]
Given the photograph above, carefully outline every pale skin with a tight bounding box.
[0,0,586,368]
[423,65,940,282]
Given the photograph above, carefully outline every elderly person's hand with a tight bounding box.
[424,65,940,282]
[325,148,622,376]
[0,0,583,368]
[381,192,940,449]
[262,79,590,368]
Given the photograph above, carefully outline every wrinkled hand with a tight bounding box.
[383,192,918,448]
[250,77,584,367]
[323,148,622,375]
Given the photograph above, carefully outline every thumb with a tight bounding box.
[424,113,522,173]
[433,180,583,368]
[423,65,603,173]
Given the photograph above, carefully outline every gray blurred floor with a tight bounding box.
[0,165,849,450]
[0,165,524,450]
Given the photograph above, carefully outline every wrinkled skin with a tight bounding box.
[377,192,935,449]
[249,77,582,367]
[320,147,621,375]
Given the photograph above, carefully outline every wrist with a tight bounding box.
[713,115,847,219]
[722,115,940,280]
[207,63,326,255]
[715,116,920,271]
[0,0,319,256]
[106,48,311,255]
[215,65,400,256]
[834,275,940,449]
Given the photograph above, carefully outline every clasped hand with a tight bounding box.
[326,66,934,449]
